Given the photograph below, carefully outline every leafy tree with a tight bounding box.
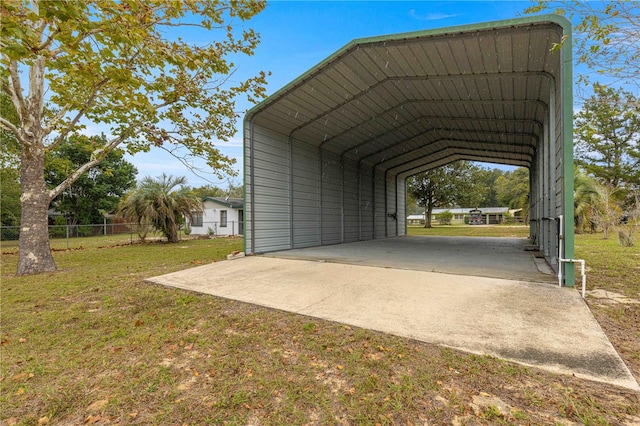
[0,167,21,226]
[407,161,487,228]
[496,168,529,208]
[46,135,137,225]
[118,174,201,243]
[495,167,530,217]
[526,1,640,91]
[191,179,243,200]
[592,184,622,239]
[477,168,504,207]
[574,85,640,192]
[573,167,602,233]
[0,85,19,170]
[1,87,20,226]
[1,1,268,275]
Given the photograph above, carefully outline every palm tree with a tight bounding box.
[118,174,201,243]
[573,167,601,234]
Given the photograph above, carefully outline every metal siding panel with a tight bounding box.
[397,178,406,236]
[321,150,342,244]
[375,169,386,238]
[292,140,320,248]
[386,173,398,237]
[359,165,374,240]
[343,158,360,242]
[251,127,291,254]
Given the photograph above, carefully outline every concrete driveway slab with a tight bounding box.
[147,256,639,391]
[268,236,556,283]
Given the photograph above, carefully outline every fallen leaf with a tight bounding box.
[184,343,193,350]
[135,320,144,327]
[208,368,217,377]
[85,414,101,424]
[347,387,356,395]
[15,388,25,396]
[37,417,49,425]
[12,373,28,382]
[129,412,138,419]
[87,399,108,412]
[192,370,199,377]
[19,338,26,343]
[1,339,9,346]
[337,364,344,370]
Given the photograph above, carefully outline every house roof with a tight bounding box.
[246,15,570,177]
[203,197,243,209]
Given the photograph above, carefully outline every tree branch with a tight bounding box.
[42,104,71,136]
[0,116,26,145]
[6,61,27,122]
[157,144,221,184]
[48,133,127,201]
[49,77,110,150]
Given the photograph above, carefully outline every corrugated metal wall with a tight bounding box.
[245,125,291,252]
[245,133,400,254]
[292,140,320,248]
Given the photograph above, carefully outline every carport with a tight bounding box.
[244,15,576,285]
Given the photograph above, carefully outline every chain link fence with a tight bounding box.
[1,223,143,249]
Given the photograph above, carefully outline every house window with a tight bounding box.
[220,210,227,227]
[191,211,203,227]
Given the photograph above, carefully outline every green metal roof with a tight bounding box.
[246,14,571,176]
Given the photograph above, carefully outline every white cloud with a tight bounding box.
[409,10,459,21]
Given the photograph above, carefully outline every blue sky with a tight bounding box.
[125,1,562,188]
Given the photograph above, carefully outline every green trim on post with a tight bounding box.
[560,18,575,287]
[242,125,247,255]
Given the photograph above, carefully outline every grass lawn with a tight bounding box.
[1,232,639,425]
[408,224,530,238]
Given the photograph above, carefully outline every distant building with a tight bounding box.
[407,207,511,225]
[189,197,244,236]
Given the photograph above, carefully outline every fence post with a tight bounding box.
[66,225,69,249]
[130,225,133,245]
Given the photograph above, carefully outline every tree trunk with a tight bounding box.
[425,205,433,228]
[166,219,179,243]
[17,141,57,275]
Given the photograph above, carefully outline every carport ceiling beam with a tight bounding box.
[286,72,554,139]
[325,116,544,153]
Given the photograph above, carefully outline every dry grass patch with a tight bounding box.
[1,234,639,425]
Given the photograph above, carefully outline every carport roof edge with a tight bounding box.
[244,14,571,124]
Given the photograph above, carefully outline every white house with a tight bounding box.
[189,197,244,236]
[407,207,512,225]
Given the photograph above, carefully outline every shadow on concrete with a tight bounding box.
[268,236,555,283]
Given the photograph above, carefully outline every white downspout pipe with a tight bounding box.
[557,215,587,298]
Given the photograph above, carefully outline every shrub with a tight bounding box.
[437,210,453,225]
